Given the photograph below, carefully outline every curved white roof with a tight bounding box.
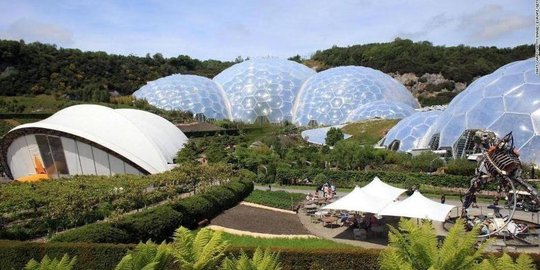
[10,105,187,174]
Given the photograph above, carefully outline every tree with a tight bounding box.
[325,127,344,146]
[24,254,77,270]
[379,218,535,270]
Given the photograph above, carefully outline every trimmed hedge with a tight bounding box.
[114,205,183,243]
[0,240,132,270]
[277,168,471,188]
[49,223,131,244]
[3,241,540,270]
[50,179,254,244]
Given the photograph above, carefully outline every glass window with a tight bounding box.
[48,136,69,175]
[35,134,56,176]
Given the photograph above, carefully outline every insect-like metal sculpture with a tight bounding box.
[461,131,540,236]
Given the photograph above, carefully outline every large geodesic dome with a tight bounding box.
[420,58,540,164]
[382,110,442,152]
[346,100,415,122]
[292,66,419,126]
[133,74,231,120]
[214,59,315,123]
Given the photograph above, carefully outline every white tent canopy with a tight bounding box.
[322,186,397,213]
[379,191,456,222]
[360,176,406,201]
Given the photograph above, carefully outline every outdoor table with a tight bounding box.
[321,216,338,227]
[304,204,317,209]
[313,210,329,217]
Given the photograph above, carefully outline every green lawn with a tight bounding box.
[245,190,305,210]
[341,119,399,145]
[223,232,356,250]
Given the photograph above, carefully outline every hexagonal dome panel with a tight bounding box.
[213,58,315,123]
[346,100,415,122]
[420,58,540,164]
[133,74,231,120]
[383,111,441,152]
[292,66,419,126]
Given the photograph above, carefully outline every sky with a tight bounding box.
[0,0,534,61]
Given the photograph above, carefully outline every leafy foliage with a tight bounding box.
[24,254,77,270]
[114,241,171,270]
[0,40,233,97]
[325,127,344,146]
[169,227,229,270]
[312,38,533,83]
[222,247,282,270]
[379,218,535,270]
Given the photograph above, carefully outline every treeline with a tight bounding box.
[0,38,534,98]
[0,39,234,97]
[311,38,534,83]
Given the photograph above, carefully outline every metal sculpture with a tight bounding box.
[461,130,540,236]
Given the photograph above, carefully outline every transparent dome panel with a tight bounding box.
[419,58,540,164]
[133,74,231,120]
[214,59,315,123]
[292,66,419,126]
[346,100,415,122]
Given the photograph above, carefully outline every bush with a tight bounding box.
[114,205,183,243]
[406,152,444,172]
[0,240,132,270]
[446,158,477,176]
[276,167,470,188]
[170,196,215,229]
[50,223,131,244]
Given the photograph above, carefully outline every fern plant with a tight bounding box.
[168,227,230,270]
[379,218,535,270]
[221,247,282,270]
[24,254,77,270]
[114,240,172,270]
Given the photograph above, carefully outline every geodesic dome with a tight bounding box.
[382,110,442,152]
[346,100,415,122]
[420,58,540,164]
[133,74,231,120]
[213,59,315,123]
[292,66,419,126]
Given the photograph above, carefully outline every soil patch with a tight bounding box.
[211,204,311,235]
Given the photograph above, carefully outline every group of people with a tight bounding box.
[316,182,336,200]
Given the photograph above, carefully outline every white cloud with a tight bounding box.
[460,4,533,42]
[0,18,74,45]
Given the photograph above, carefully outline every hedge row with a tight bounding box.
[3,240,540,270]
[0,240,132,270]
[50,179,254,244]
[277,168,471,188]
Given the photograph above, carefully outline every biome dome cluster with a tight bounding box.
[133,60,419,125]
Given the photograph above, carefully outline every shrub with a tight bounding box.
[245,190,305,210]
[170,196,215,229]
[50,223,130,244]
[446,158,477,176]
[114,205,183,243]
[0,240,132,270]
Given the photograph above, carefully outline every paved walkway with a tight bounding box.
[255,184,540,252]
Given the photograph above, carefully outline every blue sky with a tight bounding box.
[0,0,534,61]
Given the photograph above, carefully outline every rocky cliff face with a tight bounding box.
[391,72,467,106]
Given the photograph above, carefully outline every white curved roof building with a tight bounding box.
[0,105,188,180]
